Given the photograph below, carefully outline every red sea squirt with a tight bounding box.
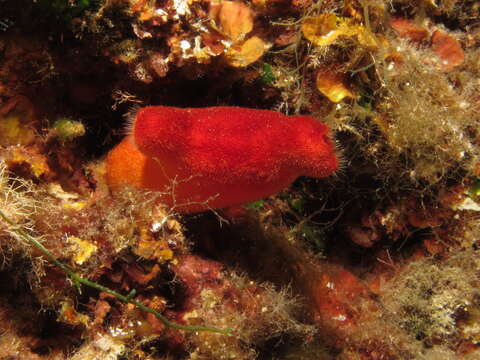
[106,106,338,213]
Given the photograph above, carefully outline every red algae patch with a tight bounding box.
[106,106,338,213]
[431,30,465,72]
[390,18,429,42]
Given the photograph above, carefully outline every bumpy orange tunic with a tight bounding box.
[106,106,338,213]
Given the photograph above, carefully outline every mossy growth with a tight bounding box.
[372,39,479,182]
[381,250,480,348]
[185,274,316,360]
[0,162,38,256]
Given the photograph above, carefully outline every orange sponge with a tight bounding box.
[106,106,338,213]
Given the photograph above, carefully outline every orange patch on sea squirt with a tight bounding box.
[106,106,338,213]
